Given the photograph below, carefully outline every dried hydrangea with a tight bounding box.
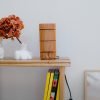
[0,15,24,44]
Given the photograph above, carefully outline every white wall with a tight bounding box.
[0,0,100,100]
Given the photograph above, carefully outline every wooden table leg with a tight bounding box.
[59,66,65,100]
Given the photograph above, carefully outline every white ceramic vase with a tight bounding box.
[0,37,4,59]
[15,43,32,60]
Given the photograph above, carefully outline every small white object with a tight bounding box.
[0,44,4,59]
[15,43,32,60]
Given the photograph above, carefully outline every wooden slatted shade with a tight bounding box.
[39,23,56,60]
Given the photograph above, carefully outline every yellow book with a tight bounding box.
[47,70,54,100]
[43,71,51,100]
[56,80,60,100]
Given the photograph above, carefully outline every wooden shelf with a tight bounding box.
[0,58,70,67]
[0,58,70,100]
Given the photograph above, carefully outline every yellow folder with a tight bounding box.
[47,71,54,100]
[43,71,51,100]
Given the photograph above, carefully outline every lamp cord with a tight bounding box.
[64,74,73,100]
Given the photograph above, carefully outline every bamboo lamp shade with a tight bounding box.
[39,23,56,60]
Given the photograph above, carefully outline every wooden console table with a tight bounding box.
[0,58,70,100]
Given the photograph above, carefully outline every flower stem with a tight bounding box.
[16,37,22,44]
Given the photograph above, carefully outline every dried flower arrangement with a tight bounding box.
[0,15,24,44]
